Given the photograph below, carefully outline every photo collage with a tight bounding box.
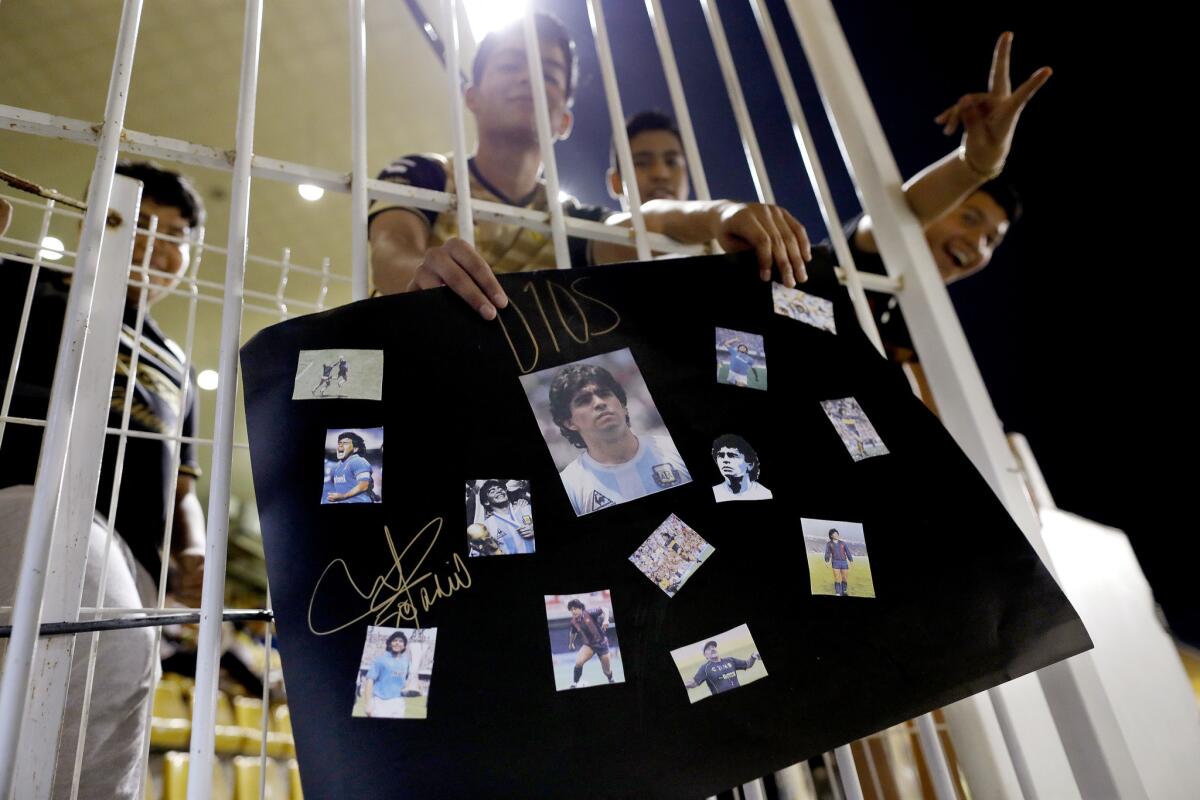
[295,279,887,718]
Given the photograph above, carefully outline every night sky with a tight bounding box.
[512,1,1176,642]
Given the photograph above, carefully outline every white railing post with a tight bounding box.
[441,0,475,249]
[522,9,571,270]
[783,1,1146,798]
[349,0,370,300]
[187,1,263,796]
[0,1,145,794]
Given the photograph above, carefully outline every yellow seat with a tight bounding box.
[150,677,192,750]
[162,752,233,800]
[289,758,303,799]
[271,704,292,736]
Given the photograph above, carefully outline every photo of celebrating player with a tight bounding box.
[671,624,767,703]
[352,626,437,719]
[715,327,767,390]
[464,479,534,556]
[544,592,626,691]
[772,282,836,334]
[293,349,383,400]
[711,434,773,502]
[321,428,383,504]
[802,517,875,598]
[629,514,714,597]
[820,397,890,461]
[519,349,691,516]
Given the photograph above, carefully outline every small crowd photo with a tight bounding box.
[293,348,384,400]
[321,427,383,504]
[772,282,837,334]
[670,623,767,703]
[820,397,890,461]
[519,349,692,516]
[715,327,767,391]
[352,625,437,719]
[465,479,535,556]
[544,591,626,691]
[629,513,714,597]
[802,517,876,598]
[711,434,773,502]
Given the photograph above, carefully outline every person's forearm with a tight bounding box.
[638,199,729,243]
[856,150,987,254]
[902,149,987,226]
[172,488,206,555]
[370,236,422,296]
[342,480,371,500]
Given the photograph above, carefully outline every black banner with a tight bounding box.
[240,250,1089,799]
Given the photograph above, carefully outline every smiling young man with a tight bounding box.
[368,13,813,316]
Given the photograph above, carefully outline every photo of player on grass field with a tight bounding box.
[802,517,876,598]
[544,591,626,691]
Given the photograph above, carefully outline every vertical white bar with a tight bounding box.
[14,178,141,799]
[0,198,56,447]
[587,0,650,261]
[915,713,958,800]
[275,246,291,318]
[0,1,144,793]
[441,0,475,249]
[316,255,332,310]
[821,752,845,800]
[744,0,882,354]
[521,9,571,270]
[644,0,711,201]
[834,745,865,800]
[784,2,1145,799]
[61,210,157,800]
[348,0,370,300]
[741,777,768,800]
[188,1,263,797]
[698,0,773,203]
[257,591,273,799]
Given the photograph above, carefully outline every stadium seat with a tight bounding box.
[288,758,303,799]
[150,676,192,750]
[162,751,234,800]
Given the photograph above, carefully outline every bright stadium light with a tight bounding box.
[38,236,65,261]
[197,369,219,391]
[297,183,325,202]
[463,0,527,40]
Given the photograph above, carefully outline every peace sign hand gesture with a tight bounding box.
[935,32,1052,177]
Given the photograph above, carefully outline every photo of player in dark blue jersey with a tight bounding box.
[544,592,626,691]
[321,428,383,504]
[715,327,767,391]
[671,624,767,703]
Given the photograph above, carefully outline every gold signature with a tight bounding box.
[308,517,472,634]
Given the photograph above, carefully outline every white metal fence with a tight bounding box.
[0,1,1145,798]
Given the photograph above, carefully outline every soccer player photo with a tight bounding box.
[321,427,383,504]
[715,327,767,391]
[519,349,692,516]
[711,434,773,502]
[629,513,714,597]
[771,282,837,334]
[671,624,767,703]
[292,349,383,400]
[351,625,437,719]
[465,479,534,556]
[544,591,626,691]
[820,397,889,461]
[802,517,875,598]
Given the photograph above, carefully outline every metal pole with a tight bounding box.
[834,745,865,800]
[698,0,773,203]
[188,1,263,796]
[916,713,959,800]
[521,8,571,269]
[0,1,145,794]
[348,0,370,299]
[587,0,651,261]
[643,0,711,200]
[441,0,475,249]
[744,0,882,354]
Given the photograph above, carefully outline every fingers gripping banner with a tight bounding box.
[241,251,1089,799]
